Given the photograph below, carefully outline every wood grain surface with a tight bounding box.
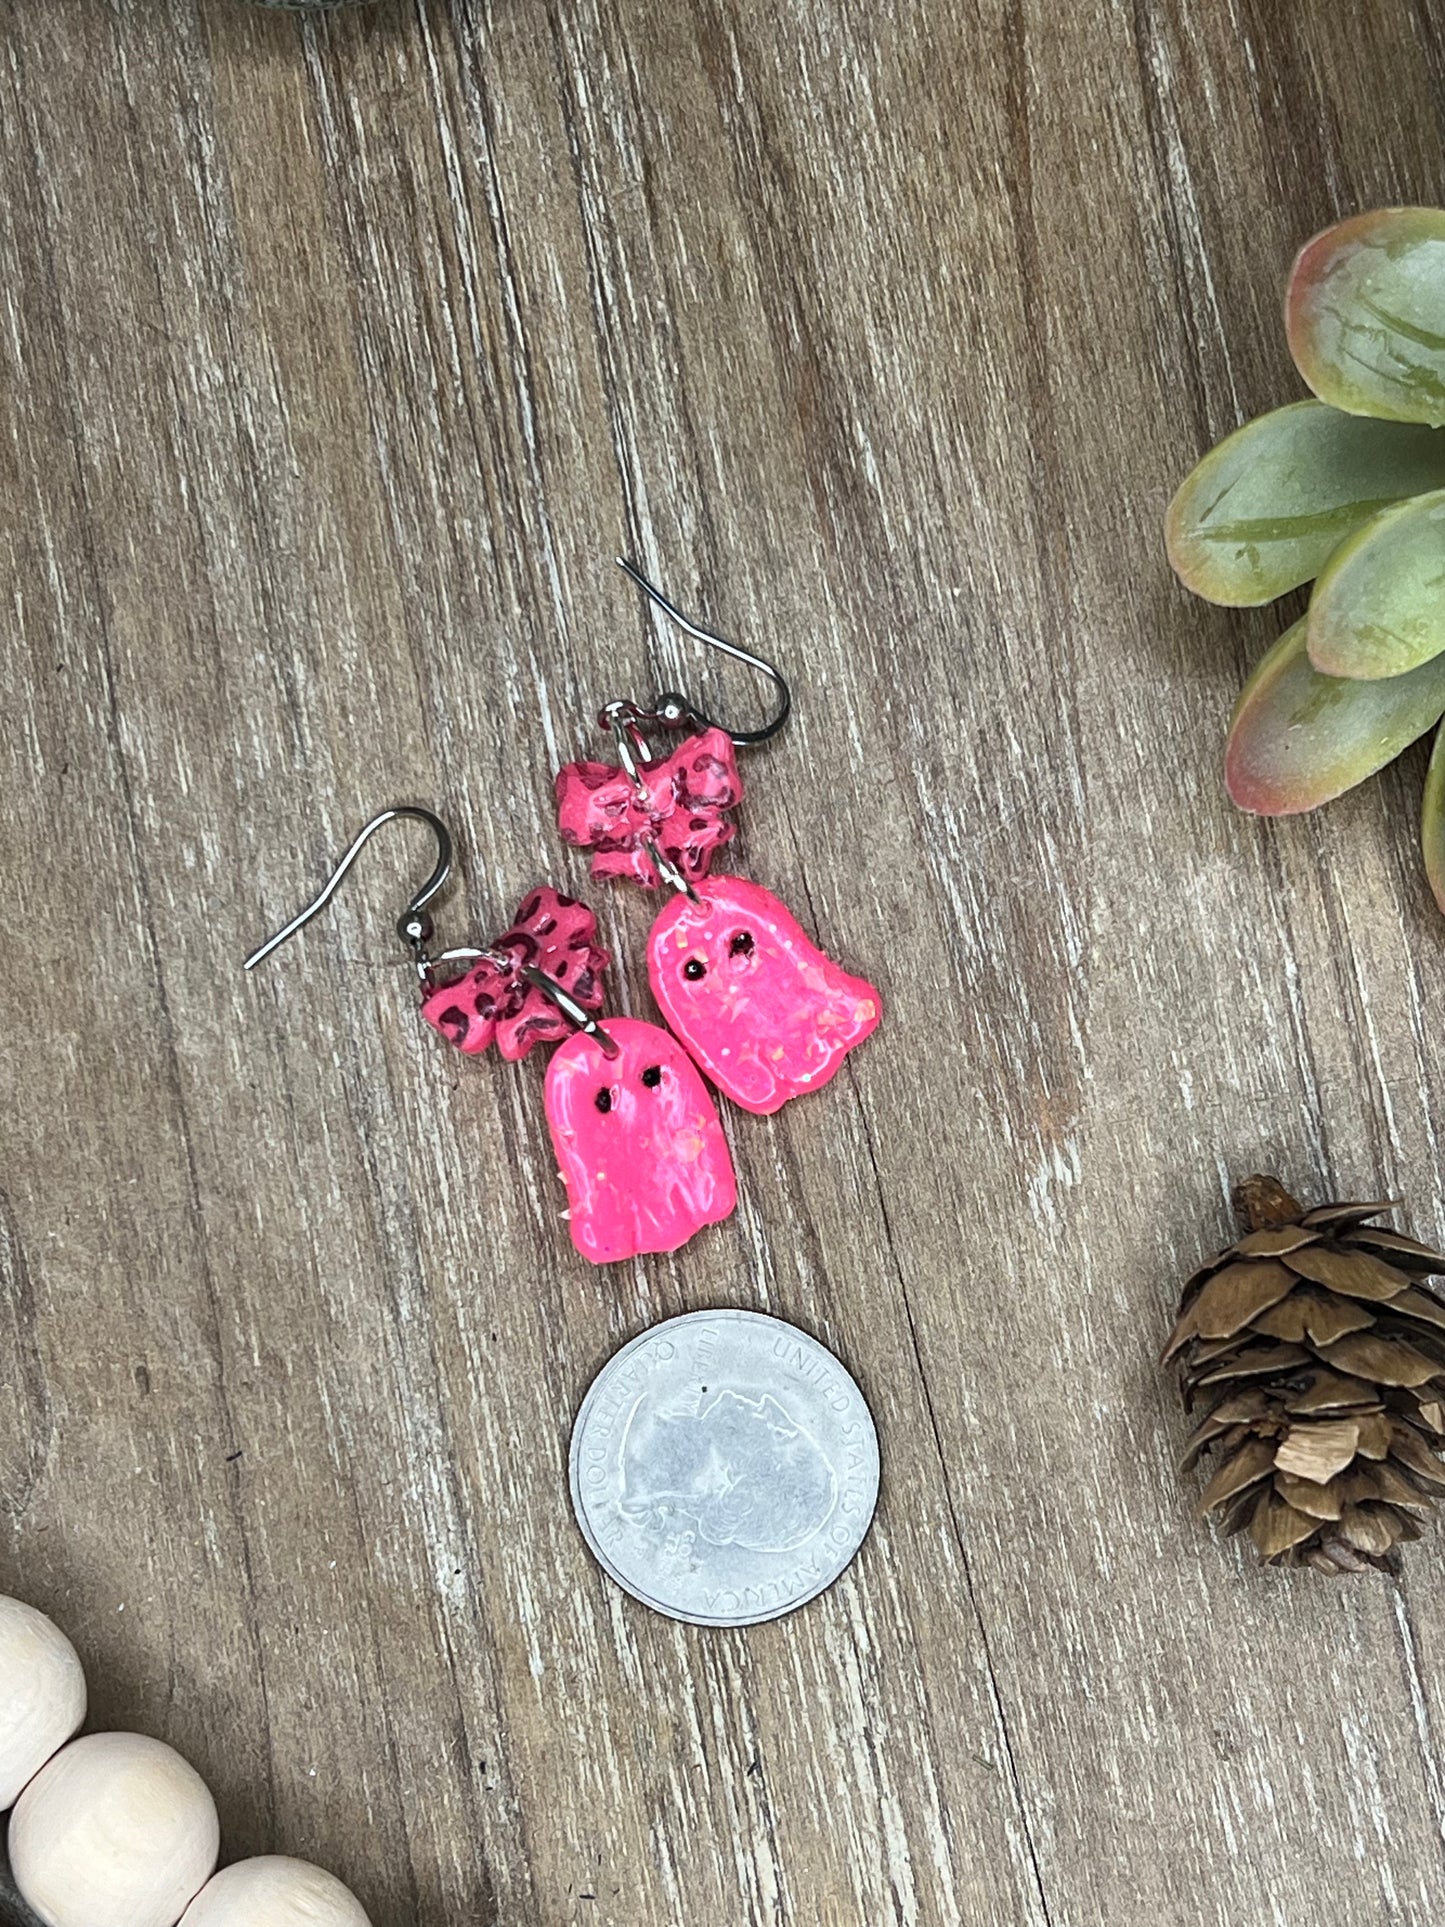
[4,2,1445,1923]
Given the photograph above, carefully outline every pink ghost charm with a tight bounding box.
[544,1016,737,1263]
[647,875,881,1115]
[555,727,742,888]
[420,888,608,1061]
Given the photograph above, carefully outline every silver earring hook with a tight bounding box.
[243,807,622,1057]
[614,557,791,746]
[243,806,454,978]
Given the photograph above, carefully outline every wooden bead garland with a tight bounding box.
[0,1598,370,1927]
[0,1600,85,1810]
[179,1856,371,1925]
[9,1733,219,1927]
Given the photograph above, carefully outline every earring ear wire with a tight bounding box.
[243,808,622,1056]
[613,557,791,746]
[243,806,454,981]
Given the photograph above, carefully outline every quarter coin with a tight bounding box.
[568,1309,880,1627]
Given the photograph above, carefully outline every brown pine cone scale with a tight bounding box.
[1166,1177,1445,1572]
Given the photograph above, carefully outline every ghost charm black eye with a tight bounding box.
[641,1065,663,1089]
[683,958,707,981]
[729,930,754,958]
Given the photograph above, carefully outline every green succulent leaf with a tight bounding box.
[1226,616,1445,815]
[1307,487,1445,678]
[1287,207,1445,425]
[1166,401,1445,606]
[1424,720,1445,913]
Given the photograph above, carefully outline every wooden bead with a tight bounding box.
[0,1598,86,1810]
[8,1732,219,1927]
[180,1857,371,1925]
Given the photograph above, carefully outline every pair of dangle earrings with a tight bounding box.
[245,563,882,1266]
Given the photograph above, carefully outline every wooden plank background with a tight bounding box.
[3,1,1445,1922]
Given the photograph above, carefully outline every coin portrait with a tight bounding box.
[569,1310,880,1627]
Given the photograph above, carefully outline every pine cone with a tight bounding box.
[1166,1176,1445,1572]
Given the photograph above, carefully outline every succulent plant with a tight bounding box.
[1168,208,1445,914]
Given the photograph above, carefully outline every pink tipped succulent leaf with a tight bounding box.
[1226,617,1445,815]
[1306,487,1445,679]
[420,888,608,1061]
[1287,208,1445,426]
[1166,401,1445,607]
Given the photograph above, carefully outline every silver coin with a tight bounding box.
[569,1309,880,1627]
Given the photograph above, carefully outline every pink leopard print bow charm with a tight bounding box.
[555,726,742,888]
[420,888,608,1061]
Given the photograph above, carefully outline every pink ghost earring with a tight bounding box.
[243,807,736,1265]
[555,563,882,1116]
